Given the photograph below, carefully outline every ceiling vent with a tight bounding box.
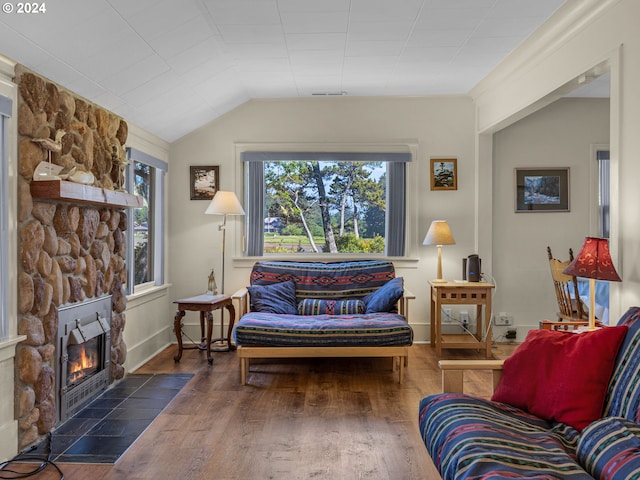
[311,91,348,96]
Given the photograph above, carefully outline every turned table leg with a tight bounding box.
[173,309,186,362]
[225,303,237,351]
[206,311,214,364]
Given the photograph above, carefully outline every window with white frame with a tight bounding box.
[126,148,167,293]
[242,151,409,257]
[0,94,11,339]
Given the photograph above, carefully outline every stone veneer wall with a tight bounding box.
[15,66,130,450]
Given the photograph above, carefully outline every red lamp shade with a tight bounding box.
[562,237,621,282]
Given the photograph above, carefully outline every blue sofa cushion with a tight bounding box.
[297,299,365,316]
[234,312,413,347]
[362,277,403,313]
[247,280,297,314]
[604,306,640,422]
[418,393,593,480]
[577,416,640,480]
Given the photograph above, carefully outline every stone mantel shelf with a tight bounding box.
[30,180,143,209]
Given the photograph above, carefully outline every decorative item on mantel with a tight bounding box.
[31,129,65,152]
[31,130,67,181]
[68,168,96,185]
[111,142,130,191]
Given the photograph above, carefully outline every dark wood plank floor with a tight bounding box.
[10,343,516,480]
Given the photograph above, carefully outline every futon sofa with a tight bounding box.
[418,306,640,480]
[232,260,414,384]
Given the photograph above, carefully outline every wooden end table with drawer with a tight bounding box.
[429,281,495,358]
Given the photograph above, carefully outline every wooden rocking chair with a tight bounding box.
[541,246,594,331]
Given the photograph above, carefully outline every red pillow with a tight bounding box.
[491,326,628,431]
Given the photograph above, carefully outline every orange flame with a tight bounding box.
[68,342,98,384]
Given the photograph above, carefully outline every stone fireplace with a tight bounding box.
[15,66,137,450]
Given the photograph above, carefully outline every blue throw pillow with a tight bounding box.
[248,280,297,314]
[362,277,404,313]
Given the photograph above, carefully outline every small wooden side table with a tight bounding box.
[429,281,494,358]
[173,294,236,364]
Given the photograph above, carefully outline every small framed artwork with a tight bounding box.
[430,158,457,190]
[190,165,219,200]
[515,167,570,212]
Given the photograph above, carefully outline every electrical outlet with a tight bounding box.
[460,311,469,327]
[495,312,513,326]
[444,308,454,322]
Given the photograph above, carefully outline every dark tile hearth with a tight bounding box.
[26,373,193,464]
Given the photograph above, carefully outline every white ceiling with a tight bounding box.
[0,0,574,142]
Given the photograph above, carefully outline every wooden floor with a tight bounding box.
[12,343,516,480]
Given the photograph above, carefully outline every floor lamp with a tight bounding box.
[562,236,621,330]
[423,220,456,283]
[204,191,245,295]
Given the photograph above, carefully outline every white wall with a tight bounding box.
[0,55,24,462]
[169,96,476,342]
[474,0,640,323]
[492,98,610,339]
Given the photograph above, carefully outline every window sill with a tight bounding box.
[0,335,27,361]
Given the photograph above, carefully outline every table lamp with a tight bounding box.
[562,236,621,330]
[423,220,456,283]
[205,191,245,294]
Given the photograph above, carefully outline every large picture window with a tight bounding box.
[126,148,168,293]
[243,151,409,257]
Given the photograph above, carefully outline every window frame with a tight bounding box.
[0,94,11,339]
[240,147,414,258]
[125,147,168,294]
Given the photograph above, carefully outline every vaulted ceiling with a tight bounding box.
[0,0,569,142]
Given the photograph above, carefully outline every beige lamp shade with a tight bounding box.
[423,220,455,282]
[205,191,245,216]
[423,220,456,246]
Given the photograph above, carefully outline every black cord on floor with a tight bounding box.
[0,434,64,479]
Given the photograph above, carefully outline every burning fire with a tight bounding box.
[68,341,99,384]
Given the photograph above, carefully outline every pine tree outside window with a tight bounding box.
[243,151,410,257]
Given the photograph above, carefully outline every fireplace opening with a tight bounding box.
[56,296,112,425]
[67,337,100,386]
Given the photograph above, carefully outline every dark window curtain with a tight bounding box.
[242,151,410,257]
[246,160,264,256]
[597,150,610,238]
[386,162,406,256]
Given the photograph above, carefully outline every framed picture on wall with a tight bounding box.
[430,158,457,190]
[515,167,570,212]
[190,165,219,200]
